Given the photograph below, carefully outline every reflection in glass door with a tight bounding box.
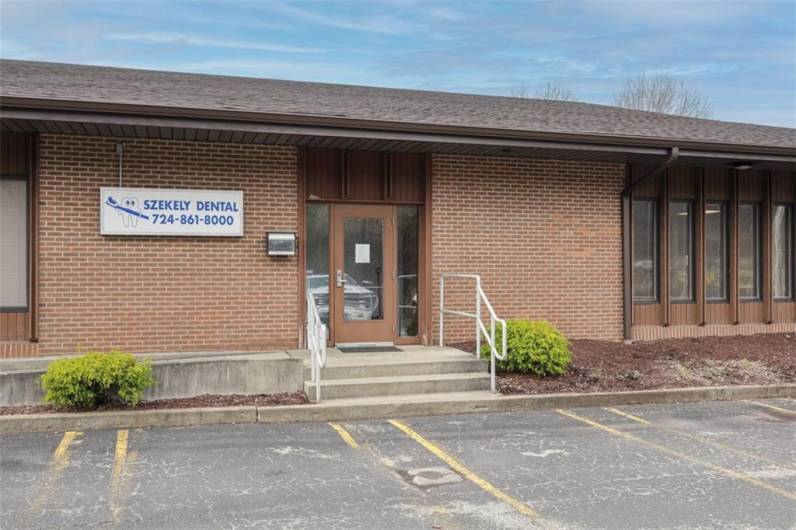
[343,217,384,321]
[332,204,395,344]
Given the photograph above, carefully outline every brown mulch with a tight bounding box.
[0,391,309,416]
[452,332,796,395]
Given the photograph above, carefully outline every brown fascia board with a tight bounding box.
[1,95,795,159]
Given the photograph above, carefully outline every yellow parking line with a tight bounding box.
[30,431,83,517]
[748,401,796,415]
[329,422,359,449]
[109,430,129,522]
[558,409,796,501]
[388,419,537,519]
[604,407,793,469]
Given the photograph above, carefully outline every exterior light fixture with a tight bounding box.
[732,162,753,171]
[266,232,297,256]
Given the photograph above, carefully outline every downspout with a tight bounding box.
[621,147,679,341]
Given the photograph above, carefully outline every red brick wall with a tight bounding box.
[432,154,625,342]
[37,135,299,354]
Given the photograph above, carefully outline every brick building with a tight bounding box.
[1,60,794,358]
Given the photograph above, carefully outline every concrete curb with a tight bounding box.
[2,384,794,434]
[0,406,257,434]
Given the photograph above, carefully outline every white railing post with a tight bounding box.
[438,273,506,395]
[475,276,481,359]
[306,292,327,403]
[439,275,445,347]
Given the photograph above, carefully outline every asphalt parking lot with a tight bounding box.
[1,399,794,529]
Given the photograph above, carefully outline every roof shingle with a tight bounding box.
[1,59,794,150]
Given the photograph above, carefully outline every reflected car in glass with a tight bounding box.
[306,273,380,320]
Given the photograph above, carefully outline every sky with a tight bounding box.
[1,0,794,127]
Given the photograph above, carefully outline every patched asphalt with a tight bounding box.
[1,398,794,529]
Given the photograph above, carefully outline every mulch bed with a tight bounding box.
[0,391,309,416]
[452,332,796,395]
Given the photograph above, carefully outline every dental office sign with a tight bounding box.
[100,187,243,237]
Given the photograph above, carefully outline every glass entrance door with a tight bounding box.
[332,204,396,344]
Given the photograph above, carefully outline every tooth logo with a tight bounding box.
[105,195,149,229]
[119,197,141,227]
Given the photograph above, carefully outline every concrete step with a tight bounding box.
[303,358,488,381]
[305,372,491,400]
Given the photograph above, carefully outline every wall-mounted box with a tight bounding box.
[266,232,297,256]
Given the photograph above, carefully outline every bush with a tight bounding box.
[41,351,155,408]
[480,320,572,376]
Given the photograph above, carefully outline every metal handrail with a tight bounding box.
[439,273,506,393]
[306,292,328,402]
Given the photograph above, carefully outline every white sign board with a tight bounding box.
[100,187,243,237]
[355,244,370,264]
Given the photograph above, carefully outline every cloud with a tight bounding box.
[266,1,421,35]
[106,32,324,53]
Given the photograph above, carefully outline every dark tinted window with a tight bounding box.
[705,202,729,301]
[632,199,657,302]
[669,201,694,302]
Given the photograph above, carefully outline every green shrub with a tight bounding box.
[41,351,155,408]
[480,320,572,376]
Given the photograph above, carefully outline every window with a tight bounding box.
[669,200,694,302]
[632,199,658,302]
[705,202,729,301]
[305,204,330,326]
[739,203,761,300]
[396,207,419,336]
[773,204,793,300]
[1,178,28,310]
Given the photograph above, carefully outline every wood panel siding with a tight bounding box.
[0,132,32,175]
[305,147,343,200]
[0,132,35,345]
[346,150,384,201]
[389,153,426,203]
[305,147,426,204]
[631,165,796,337]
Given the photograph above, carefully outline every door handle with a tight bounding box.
[336,270,346,287]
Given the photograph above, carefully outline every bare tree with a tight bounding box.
[510,85,532,98]
[511,81,576,101]
[535,81,576,102]
[614,73,712,118]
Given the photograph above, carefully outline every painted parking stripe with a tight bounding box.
[604,407,795,469]
[748,400,796,415]
[388,419,538,519]
[558,409,796,502]
[329,422,359,449]
[109,430,129,522]
[29,431,83,518]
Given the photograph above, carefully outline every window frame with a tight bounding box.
[738,201,763,302]
[631,198,659,304]
[772,202,795,302]
[704,200,730,303]
[668,199,696,303]
[0,174,30,313]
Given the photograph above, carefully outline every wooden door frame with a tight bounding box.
[331,203,396,344]
[298,148,431,348]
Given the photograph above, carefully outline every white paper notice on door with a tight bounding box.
[355,244,370,263]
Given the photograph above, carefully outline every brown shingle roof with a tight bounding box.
[1,59,794,151]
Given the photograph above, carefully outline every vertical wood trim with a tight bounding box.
[732,170,740,324]
[383,153,392,201]
[623,165,632,339]
[765,171,773,323]
[29,134,39,341]
[662,170,670,326]
[340,150,348,199]
[297,146,307,348]
[698,168,706,325]
[422,153,433,345]
[328,203,336,345]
